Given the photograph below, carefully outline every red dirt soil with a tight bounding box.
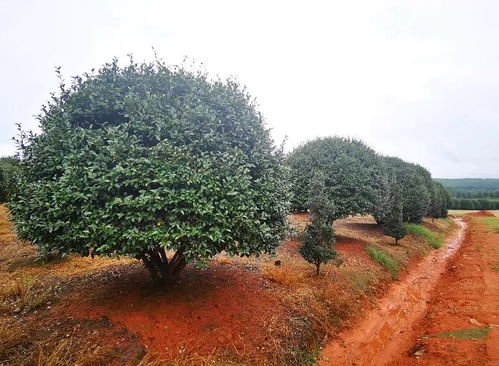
[467,210,496,217]
[56,263,286,362]
[391,217,499,366]
[320,217,499,366]
[319,218,468,366]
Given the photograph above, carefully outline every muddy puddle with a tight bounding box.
[319,218,467,366]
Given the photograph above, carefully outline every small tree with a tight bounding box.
[383,181,407,244]
[299,173,338,275]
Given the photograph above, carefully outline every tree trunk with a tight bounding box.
[138,246,187,285]
[316,263,321,276]
[395,238,398,245]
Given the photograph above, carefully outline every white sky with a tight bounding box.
[1,0,498,178]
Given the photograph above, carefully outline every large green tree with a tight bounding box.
[383,157,432,224]
[10,58,289,283]
[287,137,379,220]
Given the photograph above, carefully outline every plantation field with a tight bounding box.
[0,205,458,365]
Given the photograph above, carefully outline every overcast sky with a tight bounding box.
[1,0,498,178]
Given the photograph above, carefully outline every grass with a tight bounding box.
[262,265,306,288]
[405,223,444,249]
[422,326,492,340]
[366,246,399,279]
[480,217,499,233]
[0,317,28,361]
[0,273,51,311]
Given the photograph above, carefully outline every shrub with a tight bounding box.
[10,58,289,283]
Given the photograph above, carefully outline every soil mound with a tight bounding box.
[467,210,495,217]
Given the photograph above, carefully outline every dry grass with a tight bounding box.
[0,273,51,311]
[135,352,247,366]
[0,317,28,360]
[262,264,307,288]
[9,338,114,366]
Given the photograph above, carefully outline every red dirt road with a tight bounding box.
[392,216,499,366]
[320,215,499,365]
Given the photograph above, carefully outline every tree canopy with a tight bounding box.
[10,58,289,282]
[287,137,379,220]
[0,156,19,203]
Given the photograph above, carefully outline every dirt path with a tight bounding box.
[390,216,499,366]
[319,218,470,365]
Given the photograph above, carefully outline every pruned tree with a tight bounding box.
[299,173,339,275]
[383,181,406,244]
[372,160,393,225]
[10,58,290,284]
[383,157,432,224]
[287,136,380,221]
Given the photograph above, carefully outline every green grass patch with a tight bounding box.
[405,223,444,249]
[480,217,499,233]
[366,246,399,279]
[422,326,492,340]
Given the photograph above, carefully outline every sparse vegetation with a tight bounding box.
[479,217,499,233]
[366,246,399,279]
[405,223,444,249]
[423,326,492,340]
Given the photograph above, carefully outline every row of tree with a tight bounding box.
[449,198,499,210]
[451,190,499,199]
[6,58,451,282]
[287,137,451,272]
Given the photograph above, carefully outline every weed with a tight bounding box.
[366,247,399,279]
[294,344,320,366]
[422,326,492,340]
[405,224,444,249]
[341,269,375,293]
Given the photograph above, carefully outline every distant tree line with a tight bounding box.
[436,178,499,210]
[449,198,499,210]
[452,190,499,199]
[435,178,499,192]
